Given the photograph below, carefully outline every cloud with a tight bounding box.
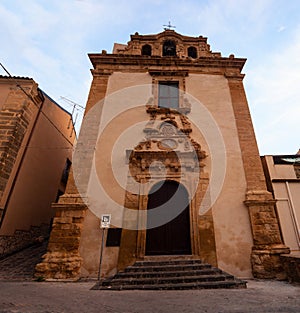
[278,25,286,32]
[0,0,299,154]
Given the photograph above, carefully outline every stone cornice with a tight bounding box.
[88,54,246,73]
[89,54,246,79]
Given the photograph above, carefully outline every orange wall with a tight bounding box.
[0,83,10,110]
[0,90,75,234]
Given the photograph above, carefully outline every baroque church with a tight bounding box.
[36,29,291,283]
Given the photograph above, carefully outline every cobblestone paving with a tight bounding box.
[0,280,299,313]
[0,281,300,313]
[0,242,48,281]
[0,245,300,312]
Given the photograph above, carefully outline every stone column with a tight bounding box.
[227,75,289,278]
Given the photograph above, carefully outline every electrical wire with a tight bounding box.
[0,62,77,146]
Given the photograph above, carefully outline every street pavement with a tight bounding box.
[0,279,299,313]
[0,244,300,312]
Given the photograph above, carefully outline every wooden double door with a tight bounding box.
[145,180,192,255]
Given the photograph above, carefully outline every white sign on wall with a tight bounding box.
[100,214,111,228]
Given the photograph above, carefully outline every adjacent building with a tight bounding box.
[0,76,76,257]
[262,152,300,253]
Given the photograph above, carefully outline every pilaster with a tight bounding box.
[227,76,290,278]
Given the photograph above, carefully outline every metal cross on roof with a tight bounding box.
[163,21,176,30]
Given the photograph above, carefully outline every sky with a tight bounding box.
[0,0,299,155]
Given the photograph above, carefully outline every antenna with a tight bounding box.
[60,96,84,137]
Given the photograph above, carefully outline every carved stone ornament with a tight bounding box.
[158,139,178,150]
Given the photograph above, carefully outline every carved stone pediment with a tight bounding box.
[127,110,206,182]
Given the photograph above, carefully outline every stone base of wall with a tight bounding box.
[35,252,83,280]
[35,194,87,280]
[245,190,290,279]
[280,253,300,283]
[0,223,50,259]
[251,245,290,279]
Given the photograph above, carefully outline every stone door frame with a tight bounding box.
[135,175,201,259]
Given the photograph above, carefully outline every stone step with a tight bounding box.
[103,274,233,287]
[0,242,48,281]
[96,280,246,290]
[143,254,199,261]
[124,263,212,273]
[116,268,222,279]
[94,257,247,290]
[134,259,203,267]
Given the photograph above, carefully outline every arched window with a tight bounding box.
[163,40,176,56]
[188,46,197,58]
[141,44,152,56]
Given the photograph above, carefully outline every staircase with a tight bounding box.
[0,241,48,281]
[93,257,247,290]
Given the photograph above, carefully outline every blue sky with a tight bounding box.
[0,0,299,155]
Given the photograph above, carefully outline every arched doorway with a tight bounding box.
[145,180,192,255]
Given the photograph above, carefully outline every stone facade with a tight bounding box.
[37,30,289,280]
[117,106,213,271]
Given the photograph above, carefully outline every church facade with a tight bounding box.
[36,30,289,280]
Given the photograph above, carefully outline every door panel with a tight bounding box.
[146,181,191,255]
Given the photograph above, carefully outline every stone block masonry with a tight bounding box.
[35,194,87,280]
[227,76,290,278]
[281,254,300,283]
[0,83,40,223]
[0,223,50,259]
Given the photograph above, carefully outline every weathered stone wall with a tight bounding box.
[35,194,87,280]
[113,29,215,58]
[0,85,37,219]
[227,77,290,278]
[0,223,50,258]
[281,254,300,283]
